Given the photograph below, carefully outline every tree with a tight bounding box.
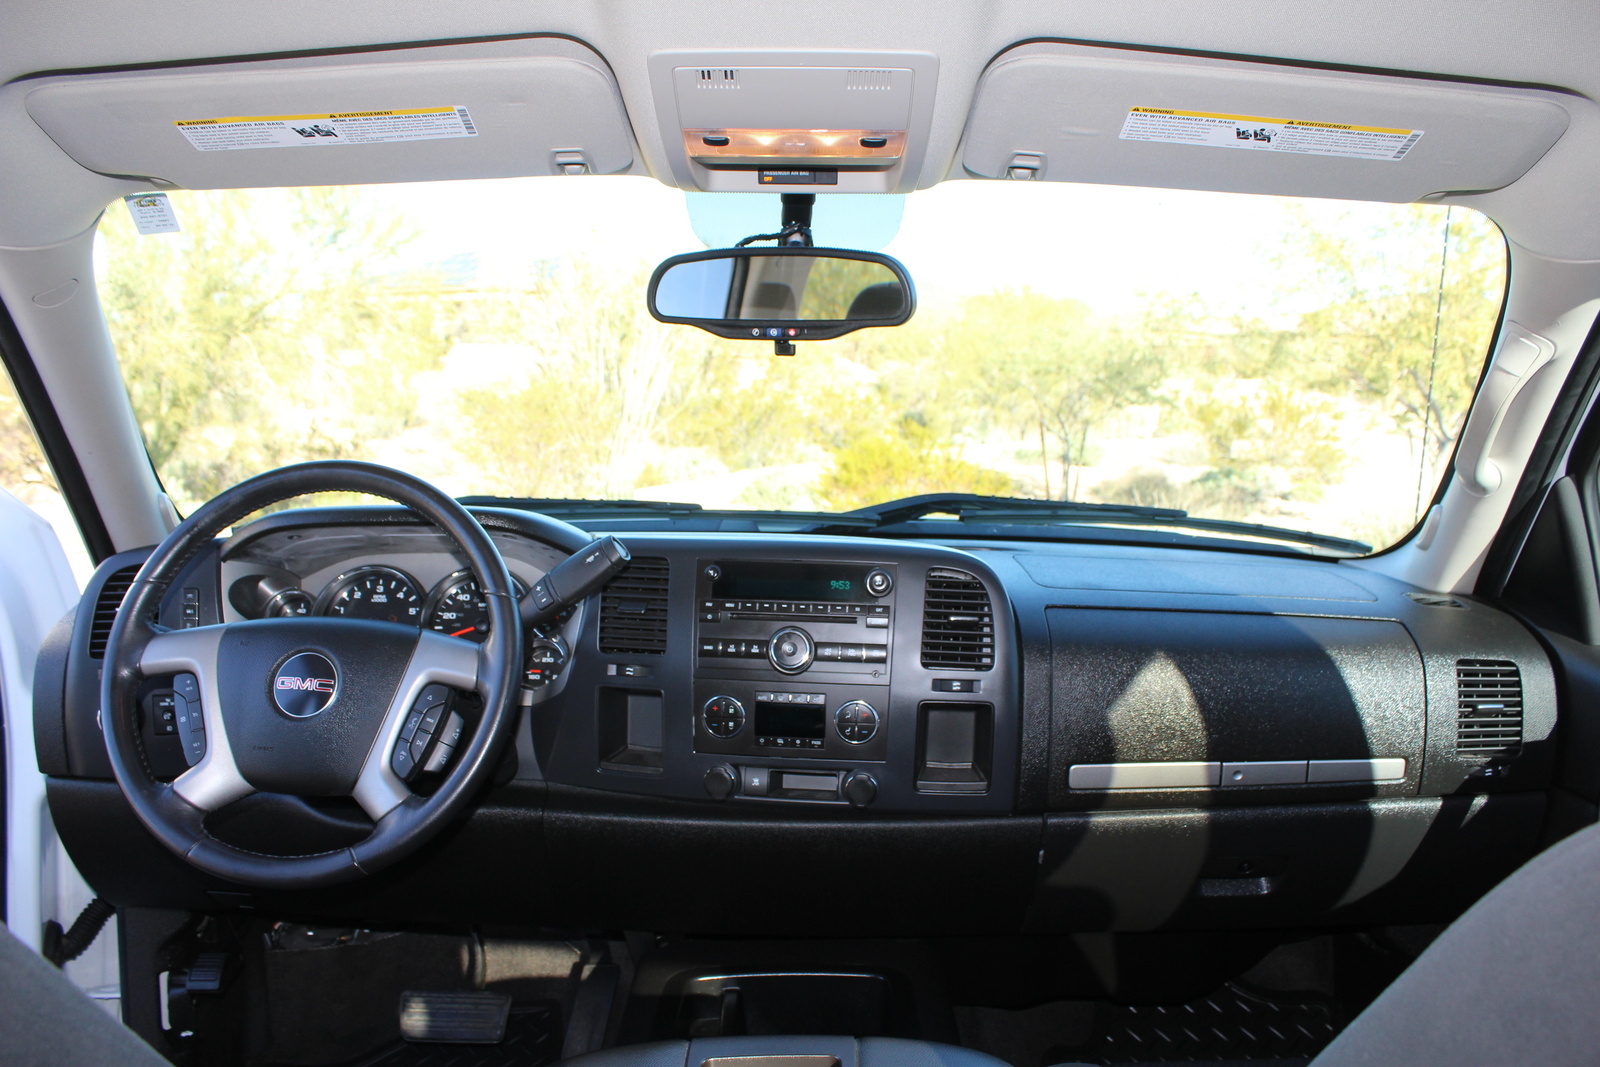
[0,376,54,493]
[944,290,1167,499]
[97,188,449,509]
[814,417,1014,510]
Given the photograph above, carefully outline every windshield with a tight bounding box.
[94,177,1506,552]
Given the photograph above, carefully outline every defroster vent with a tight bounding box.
[1457,659,1523,757]
[921,568,995,671]
[599,557,671,655]
[88,564,141,658]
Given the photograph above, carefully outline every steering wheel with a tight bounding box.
[100,461,522,889]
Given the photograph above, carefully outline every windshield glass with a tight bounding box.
[95,177,1505,551]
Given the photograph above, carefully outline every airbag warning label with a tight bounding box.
[174,106,478,152]
[1119,107,1422,161]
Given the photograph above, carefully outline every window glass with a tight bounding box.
[94,178,1506,552]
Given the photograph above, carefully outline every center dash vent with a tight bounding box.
[88,564,141,658]
[599,557,671,655]
[1457,659,1523,757]
[921,568,995,671]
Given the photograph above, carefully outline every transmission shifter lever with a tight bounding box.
[521,536,632,626]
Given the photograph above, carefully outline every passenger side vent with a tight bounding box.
[1405,591,1466,609]
[1456,659,1523,756]
[598,557,671,655]
[88,564,141,658]
[921,568,995,671]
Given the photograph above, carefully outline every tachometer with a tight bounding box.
[424,570,526,643]
[317,566,424,625]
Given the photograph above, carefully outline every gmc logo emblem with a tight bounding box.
[276,676,335,693]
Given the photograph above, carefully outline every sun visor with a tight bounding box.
[22,38,635,189]
[959,42,1571,201]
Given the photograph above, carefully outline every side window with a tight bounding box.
[0,370,90,584]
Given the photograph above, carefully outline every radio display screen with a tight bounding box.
[710,561,871,603]
[753,699,826,739]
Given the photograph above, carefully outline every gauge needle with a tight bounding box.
[450,626,477,637]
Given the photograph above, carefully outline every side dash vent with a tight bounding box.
[1457,659,1523,757]
[88,564,141,658]
[1405,591,1467,609]
[599,557,671,655]
[921,568,995,671]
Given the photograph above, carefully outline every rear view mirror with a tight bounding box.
[647,247,915,342]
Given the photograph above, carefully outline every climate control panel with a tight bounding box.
[694,682,888,762]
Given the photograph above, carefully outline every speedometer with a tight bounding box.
[317,566,424,625]
[424,570,525,643]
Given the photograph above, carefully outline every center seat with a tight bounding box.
[562,1036,1011,1067]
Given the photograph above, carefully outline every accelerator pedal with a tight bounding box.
[399,991,512,1045]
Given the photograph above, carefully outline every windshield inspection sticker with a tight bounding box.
[123,193,180,234]
[1120,107,1423,161]
[173,106,478,152]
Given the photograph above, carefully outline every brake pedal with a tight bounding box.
[398,990,512,1044]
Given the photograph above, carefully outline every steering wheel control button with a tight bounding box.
[835,701,880,744]
[769,627,815,673]
[865,569,894,596]
[172,672,207,766]
[702,696,746,738]
[271,652,339,718]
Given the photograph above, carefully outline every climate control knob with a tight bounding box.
[768,627,815,674]
[702,696,746,738]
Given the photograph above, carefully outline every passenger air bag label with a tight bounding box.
[173,106,478,152]
[1119,107,1423,161]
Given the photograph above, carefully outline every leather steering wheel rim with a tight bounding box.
[100,460,522,889]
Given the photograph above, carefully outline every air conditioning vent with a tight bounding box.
[921,568,995,671]
[1406,591,1467,609]
[88,564,141,658]
[599,557,671,655]
[1457,659,1523,756]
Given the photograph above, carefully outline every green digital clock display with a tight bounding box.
[710,562,871,603]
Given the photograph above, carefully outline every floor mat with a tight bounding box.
[1075,982,1337,1064]
[344,1003,564,1067]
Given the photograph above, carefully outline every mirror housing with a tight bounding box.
[647,246,915,341]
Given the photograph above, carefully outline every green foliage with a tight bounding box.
[0,373,54,492]
[814,418,1015,511]
[90,187,1506,550]
[98,188,450,509]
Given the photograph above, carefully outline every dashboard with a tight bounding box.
[33,506,1562,938]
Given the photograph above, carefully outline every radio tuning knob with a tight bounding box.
[843,770,878,808]
[866,569,893,597]
[768,626,814,674]
[703,763,738,801]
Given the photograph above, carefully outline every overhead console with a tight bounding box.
[23,37,635,188]
[959,41,1571,201]
[646,50,940,193]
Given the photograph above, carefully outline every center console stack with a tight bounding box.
[535,538,1019,814]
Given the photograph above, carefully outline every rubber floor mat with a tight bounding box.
[1072,983,1338,1064]
[345,1002,564,1067]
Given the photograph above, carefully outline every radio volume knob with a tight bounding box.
[768,626,814,674]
